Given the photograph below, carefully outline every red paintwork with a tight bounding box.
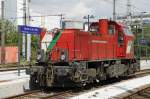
[50,19,135,62]
[40,29,47,40]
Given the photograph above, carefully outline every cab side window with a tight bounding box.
[90,25,99,35]
[90,26,99,33]
[109,25,115,35]
[118,31,124,46]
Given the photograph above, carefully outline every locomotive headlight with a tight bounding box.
[60,50,67,61]
[60,54,66,61]
[37,51,41,61]
[37,54,41,60]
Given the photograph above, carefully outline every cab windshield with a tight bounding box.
[123,27,133,35]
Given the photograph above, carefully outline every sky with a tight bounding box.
[31,0,150,20]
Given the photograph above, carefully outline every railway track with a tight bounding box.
[130,69,150,77]
[4,90,41,99]
[119,70,150,99]
[44,91,73,99]
[0,66,28,72]
[123,86,150,99]
[4,90,73,99]
[4,69,150,99]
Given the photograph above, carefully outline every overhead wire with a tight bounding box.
[1,0,150,20]
[0,1,64,20]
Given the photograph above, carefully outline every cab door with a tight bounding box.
[117,31,125,57]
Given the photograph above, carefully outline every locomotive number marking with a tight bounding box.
[92,40,107,44]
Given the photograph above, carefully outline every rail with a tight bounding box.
[4,90,41,99]
[44,90,73,99]
[130,69,150,77]
[4,90,73,99]
[123,86,150,99]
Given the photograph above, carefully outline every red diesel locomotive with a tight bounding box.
[29,19,140,88]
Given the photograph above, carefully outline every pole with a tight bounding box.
[127,0,132,26]
[113,0,116,21]
[27,0,31,62]
[139,43,141,58]
[60,14,63,29]
[1,1,5,64]
[18,27,21,76]
[141,13,144,39]
[140,12,144,59]
[22,0,26,60]
[146,46,147,62]
[88,15,90,31]
[84,15,94,31]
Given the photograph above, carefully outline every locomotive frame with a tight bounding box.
[28,19,140,88]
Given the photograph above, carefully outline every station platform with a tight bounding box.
[71,74,150,99]
[140,60,150,70]
[0,70,30,98]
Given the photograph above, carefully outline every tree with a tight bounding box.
[0,19,18,46]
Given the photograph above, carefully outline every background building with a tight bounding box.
[30,14,61,30]
[3,0,24,25]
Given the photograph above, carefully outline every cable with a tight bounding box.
[5,14,64,20]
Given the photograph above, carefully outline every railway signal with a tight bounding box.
[139,39,147,45]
